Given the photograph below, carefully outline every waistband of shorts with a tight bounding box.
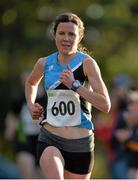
[38,127,95,152]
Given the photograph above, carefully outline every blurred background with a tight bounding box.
[0,0,138,179]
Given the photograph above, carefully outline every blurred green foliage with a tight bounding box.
[0,0,138,178]
[0,0,138,135]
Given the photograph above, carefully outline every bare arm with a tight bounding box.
[60,57,111,113]
[78,57,111,112]
[25,57,45,119]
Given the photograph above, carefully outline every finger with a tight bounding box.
[32,116,40,120]
[32,112,42,119]
[67,64,71,71]
[36,105,43,111]
[60,74,67,80]
[34,103,43,111]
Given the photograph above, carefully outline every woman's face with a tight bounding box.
[55,22,82,55]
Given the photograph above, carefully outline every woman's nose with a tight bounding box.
[64,34,69,41]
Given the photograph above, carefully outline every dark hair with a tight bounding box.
[51,12,85,38]
[51,12,91,54]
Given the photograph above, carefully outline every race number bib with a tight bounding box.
[46,90,81,127]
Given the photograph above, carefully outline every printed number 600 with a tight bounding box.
[51,101,75,116]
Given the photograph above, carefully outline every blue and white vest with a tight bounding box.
[40,51,94,130]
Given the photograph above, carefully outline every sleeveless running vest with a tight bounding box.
[40,51,94,129]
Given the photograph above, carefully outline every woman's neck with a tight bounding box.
[57,52,77,65]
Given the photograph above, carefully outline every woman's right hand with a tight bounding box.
[28,102,43,120]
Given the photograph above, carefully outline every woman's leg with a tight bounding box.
[64,169,92,179]
[39,146,65,179]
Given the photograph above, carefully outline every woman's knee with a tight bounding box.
[39,146,65,178]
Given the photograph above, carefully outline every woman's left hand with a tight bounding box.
[60,65,75,89]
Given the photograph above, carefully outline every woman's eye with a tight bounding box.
[58,31,76,37]
[69,32,75,36]
[59,32,65,35]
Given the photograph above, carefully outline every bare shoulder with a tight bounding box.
[27,57,48,84]
[29,57,47,79]
[83,55,101,76]
[32,57,47,74]
[84,54,98,65]
[35,57,47,68]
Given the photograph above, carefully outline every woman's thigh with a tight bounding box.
[64,169,92,179]
[39,146,65,179]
